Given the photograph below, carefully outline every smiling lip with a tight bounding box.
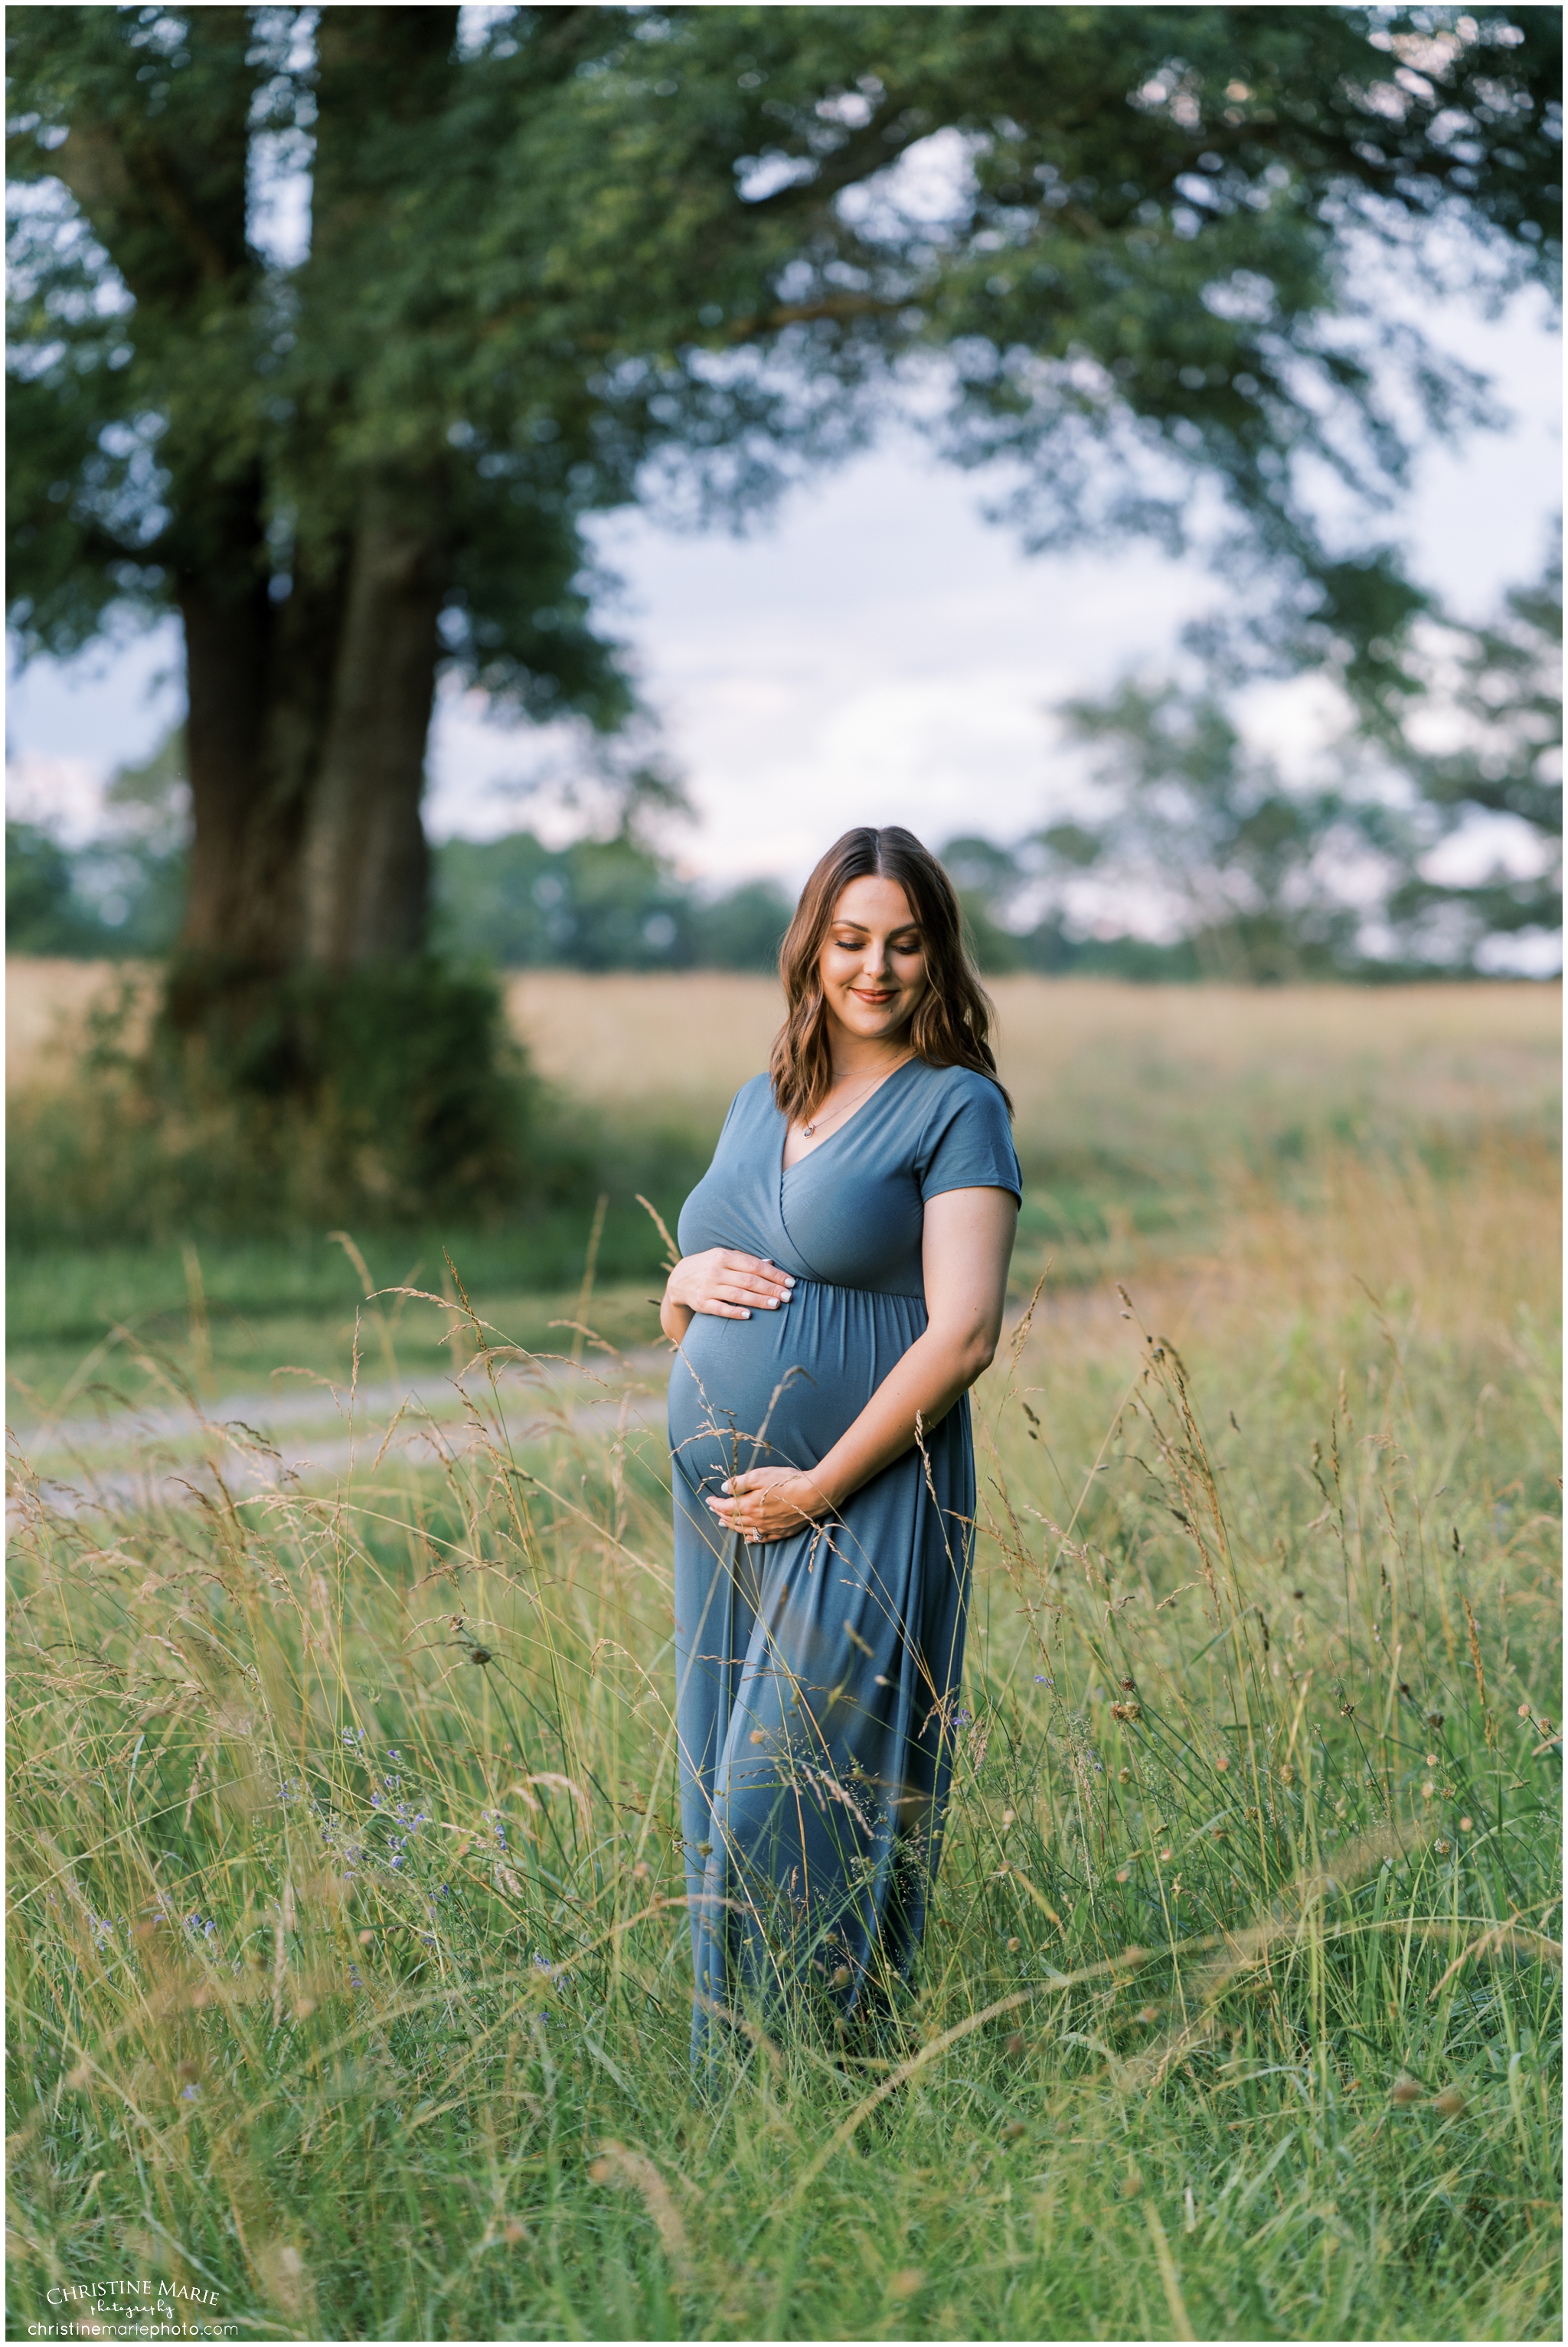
[852,987,897,1003]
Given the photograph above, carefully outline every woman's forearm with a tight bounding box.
[661,1293,694,1345]
[798,1324,994,1514]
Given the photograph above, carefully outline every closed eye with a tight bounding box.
[831,932,922,950]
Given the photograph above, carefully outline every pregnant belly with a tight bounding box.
[668,1278,926,1498]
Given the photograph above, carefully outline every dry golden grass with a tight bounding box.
[1016,1133,1561,1410]
[5,956,158,1090]
[507,969,1559,1117]
[504,969,784,1117]
[507,970,1560,1182]
[12,955,1557,1141]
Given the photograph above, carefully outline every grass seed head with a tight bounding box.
[1390,2075,1424,2105]
[1434,2087,1467,2118]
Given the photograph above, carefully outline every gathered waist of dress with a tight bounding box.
[780,1273,926,1305]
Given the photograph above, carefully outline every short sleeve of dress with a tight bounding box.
[916,1070,1022,1205]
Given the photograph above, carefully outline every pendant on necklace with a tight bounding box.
[802,1121,815,1136]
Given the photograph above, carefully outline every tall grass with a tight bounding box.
[7,1137,1560,2341]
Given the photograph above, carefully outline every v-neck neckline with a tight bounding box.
[779,1056,920,1182]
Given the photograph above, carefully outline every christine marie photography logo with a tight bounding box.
[24,2274,235,2340]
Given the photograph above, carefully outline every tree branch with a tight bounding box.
[722,290,905,343]
[744,107,929,219]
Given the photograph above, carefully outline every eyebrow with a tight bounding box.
[831,920,922,934]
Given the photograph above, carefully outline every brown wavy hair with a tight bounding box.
[769,826,1011,1125]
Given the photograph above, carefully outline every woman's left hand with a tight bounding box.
[707,1466,833,1545]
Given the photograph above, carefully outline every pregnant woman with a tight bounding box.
[661,825,1020,2058]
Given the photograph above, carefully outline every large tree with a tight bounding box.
[8,5,1559,1020]
[1382,549,1562,963]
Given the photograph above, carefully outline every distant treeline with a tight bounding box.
[5,819,804,972]
[4,816,1266,982]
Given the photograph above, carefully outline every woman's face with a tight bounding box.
[818,874,928,1046]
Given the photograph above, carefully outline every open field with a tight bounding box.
[503,969,1563,1162]
[7,960,1560,1412]
[12,958,1560,1154]
[6,968,1562,2340]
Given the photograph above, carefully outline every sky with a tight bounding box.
[6,261,1559,897]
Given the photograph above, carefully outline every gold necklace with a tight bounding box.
[800,1057,910,1139]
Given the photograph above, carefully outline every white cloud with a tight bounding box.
[5,752,119,848]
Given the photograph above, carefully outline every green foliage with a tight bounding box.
[4,959,578,1244]
[1385,545,1563,962]
[6,724,191,956]
[5,818,187,956]
[692,878,795,974]
[6,811,795,976]
[1055,676,1391,983]
[6,4,1558,1020]
[6,820,96,953]
[8,5,1559,692]
[948,549,1563,982]
[433,830,791,972]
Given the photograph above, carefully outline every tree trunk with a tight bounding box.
[240,552,354,968]
[175,471,273,956]
[166,6,462,1012]
[174,483,445,995]
[175,526,357,982]
[299,477,449,971]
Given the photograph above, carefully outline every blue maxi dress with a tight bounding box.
[668,1059,1021,2053]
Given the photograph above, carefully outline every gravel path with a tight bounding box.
[8,1350,671,1523]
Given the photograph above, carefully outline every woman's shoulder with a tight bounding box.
[720,1071,777,1127]
[913,1058,1011,1116]
[907,1057,1020,1197]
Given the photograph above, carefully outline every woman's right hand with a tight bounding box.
[662,1249,795,1332]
